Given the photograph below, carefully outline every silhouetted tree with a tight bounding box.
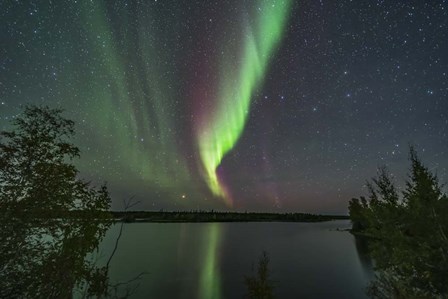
[0,105,113,298]
[348,197,368,231]
[245,251,275,299]
[348,147,448,298]
[0,105,110,217]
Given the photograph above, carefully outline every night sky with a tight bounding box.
[1,1,447,214]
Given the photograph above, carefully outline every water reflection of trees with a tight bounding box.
[1,216,112,298]
[353,236,374,277]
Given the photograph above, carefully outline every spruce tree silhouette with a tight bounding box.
[348,147,448,298]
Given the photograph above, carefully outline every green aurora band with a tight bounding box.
[197,0,292,205]
[77,1,193,202]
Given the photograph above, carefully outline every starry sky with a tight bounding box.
[1,0,447,214]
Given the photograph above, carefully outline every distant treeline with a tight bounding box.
[111,210,349,223]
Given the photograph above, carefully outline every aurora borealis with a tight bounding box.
[1,0,448,213]
[196,0,292,205]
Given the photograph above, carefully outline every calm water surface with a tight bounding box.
[98,220,373,298]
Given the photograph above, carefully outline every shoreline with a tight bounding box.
[111,211,349,223]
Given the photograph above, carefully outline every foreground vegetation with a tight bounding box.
[348,147,448,298]
[245,251,275,299]
[0,106,130,298]
[112,210,348,223]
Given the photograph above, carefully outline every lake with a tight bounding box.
[98,220,373,299]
